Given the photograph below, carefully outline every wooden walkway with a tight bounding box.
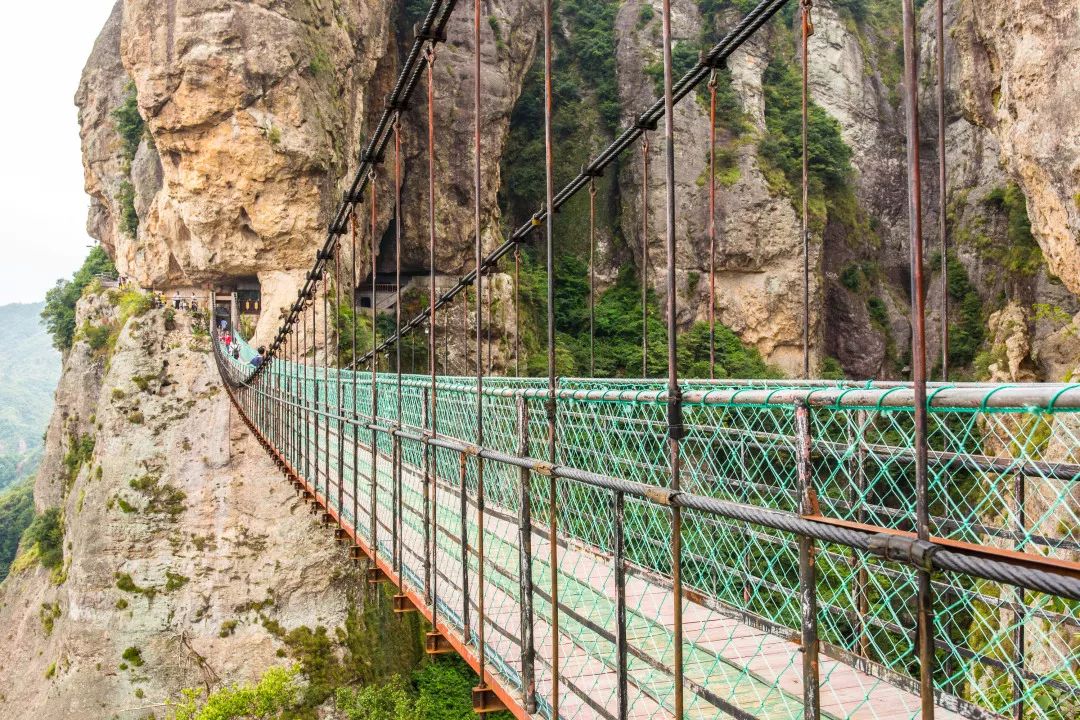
[300,429,961,720]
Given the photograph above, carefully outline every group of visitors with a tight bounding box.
[218,320,266,369]
[172,291,201,311]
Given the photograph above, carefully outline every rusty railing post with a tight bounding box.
[614,488,628,719]
[1012,471,1026,720]
[516,397,537,713]
[796,401,820,720]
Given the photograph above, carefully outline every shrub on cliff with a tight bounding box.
[41,246,115,351]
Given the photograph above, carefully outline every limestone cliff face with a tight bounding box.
[616,0,817,376]
[78,0,1079,380]
[952,0,1080,297]
[0,293,362,718]
[78,0,395,339]
[0,291,365,716]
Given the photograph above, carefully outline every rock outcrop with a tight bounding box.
[0,293,370,718]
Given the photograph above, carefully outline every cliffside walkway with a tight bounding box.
[216,335,1080,720]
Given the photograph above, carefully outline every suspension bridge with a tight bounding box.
[211,0,1080,718]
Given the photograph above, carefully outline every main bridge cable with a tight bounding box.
[250,0,457,375]
[355,0,792,365]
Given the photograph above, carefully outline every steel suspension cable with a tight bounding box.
[800,0,813,379]
[707,71,717,380]
[514,247,521,377]
[350,208,359,543]
[335,241,344,518]
[369,170,379,557]
[541,0,559,713]
[323,239,330,508]
[425,41,439,618]
[900,0,935,714]
[660,3,685,716]
[472,0,489,690]
[798,4,822,715]
[393,117,404,580]
[354,0,792,367]
[589,178,596,378]
[937,0,948,379]
[641,133,650,379]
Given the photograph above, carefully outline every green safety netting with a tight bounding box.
[217,334,1080,720]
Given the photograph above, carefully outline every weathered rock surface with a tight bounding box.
[0,295,358,718]
[952,0,1080,297]
[616,0,817,375]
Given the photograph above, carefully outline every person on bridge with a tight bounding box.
[250,346,266,369]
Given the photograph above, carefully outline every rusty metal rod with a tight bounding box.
[900,0,935,713]
[660,2,685,716]
[796,401,820,719]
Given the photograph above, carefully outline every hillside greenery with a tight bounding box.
[0,481,34,580]
[113,81,145,236]
[0,302,61,493]
[41,246,116,352]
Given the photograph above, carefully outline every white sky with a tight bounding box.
[0,0,119,305]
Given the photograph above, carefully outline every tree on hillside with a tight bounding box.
[40,246,115,352]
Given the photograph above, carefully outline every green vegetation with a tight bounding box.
[62,433,95,491]
[760,57,854,226]
[167,658,511,720]
[115,571,156,599]
[169,665,303,720]
[0,481,34,579]
[113,82,145,164]
[41,246,115,352]
[16,507,64,573]
[113,81,145,237]
[122,646,145,668]
[0,302,60,492]
[981,183,1043,276]
[514,257,776,378]
[944,252,985,371]
[40,602,61,636]
[128,473,187,519]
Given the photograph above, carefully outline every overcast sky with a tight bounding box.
[0,0,119,306]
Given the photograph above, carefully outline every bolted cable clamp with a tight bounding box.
[362,148,384,165]
[582,163,604,178]
[699,49,729,70]
[388,95,410,112]
[316,248,334,261]
[418,26,448,43]
[635,113,659,131]
[667,386,685,441]
[868,533,939,573]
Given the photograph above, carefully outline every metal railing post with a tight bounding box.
[795,401,820,720]
[516,397,536,712]
[614,489,628,720]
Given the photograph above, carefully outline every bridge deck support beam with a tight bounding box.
[471,686,508,715]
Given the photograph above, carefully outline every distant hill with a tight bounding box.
[0,302,61,491]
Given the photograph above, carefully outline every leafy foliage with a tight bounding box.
[20,506,64,571]
[113,82,145,165]
[169,665,304,720]
[112,82,145,236]
[0,481,34,580]
[41,246,115,351]
[760,58,853,199]
[981,183,1043,276]
[944,252,985,370]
